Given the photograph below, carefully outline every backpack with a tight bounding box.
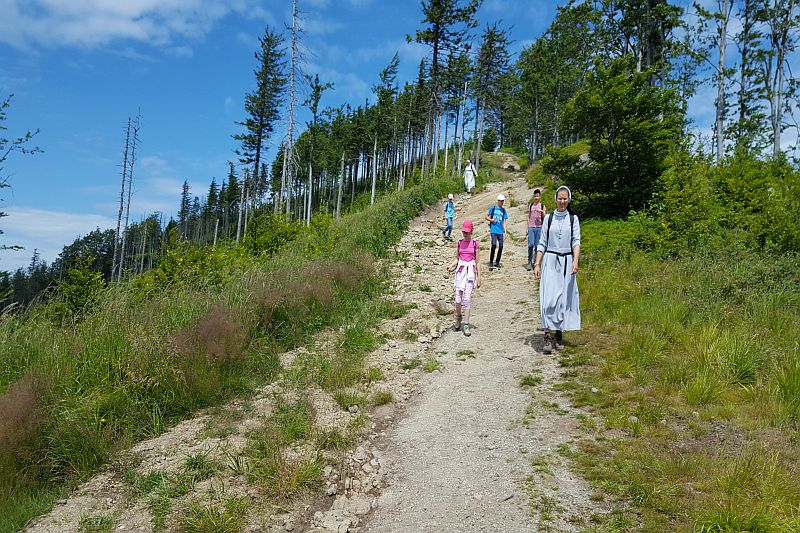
[544,211,575,251]
[488,205,507,228]
[529,202,545,221]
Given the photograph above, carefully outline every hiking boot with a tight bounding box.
[494,261,502,269]
[489,262,494,271]
[554,331,565,351]
[453,314,462,332]
[525,261,532,271]
[543,332,553,354]
[463,323,471,337]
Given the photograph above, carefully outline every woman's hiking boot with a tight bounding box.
[453,314,462,332]
[525,261,532,271]
[463,323,471,336]
[543,332,554,354]
[554,330,564,351]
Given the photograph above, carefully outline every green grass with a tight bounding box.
[121,454,220,531]
[401,358,422,370]
[564,218,800,531]
[333,390,366,411]
[423,357,441,373]
[370,389,393,406]
[521,373,543,387]
[365,366,384,384]
[0,174,463,532]
[79,513,115,533]
[179,495,248,533]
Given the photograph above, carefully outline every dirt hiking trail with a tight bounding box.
[25,154,608,533]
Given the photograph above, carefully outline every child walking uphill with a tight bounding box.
[446,219,481,337]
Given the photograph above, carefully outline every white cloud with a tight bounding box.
[170,46,194,58]
[304,62,369,101]
[224,96,236,114]
[302,12,344,36]
[0,206,116,270]
[0,0,269,51]
[236,31,259,48]
[317,38,427,68]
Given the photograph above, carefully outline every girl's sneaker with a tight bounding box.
[463,323,471,336]
[453,314,462,331]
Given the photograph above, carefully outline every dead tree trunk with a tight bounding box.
[112,118,131,281]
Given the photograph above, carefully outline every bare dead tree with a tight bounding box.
[112,118,131,280]
[118,112,140,281]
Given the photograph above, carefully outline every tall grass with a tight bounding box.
[571,218,800,531]
[0,175,461,532]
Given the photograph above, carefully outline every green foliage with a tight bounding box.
[547,58,681,216]
[481,127,498,153]
[712,154,800,254]
[179,496,248,533]
[244,213,303,258]
[53,255,106,320]
[621,150,800,258]
[577,217,800,528]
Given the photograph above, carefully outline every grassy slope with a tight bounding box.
[0,174,461,533]
[564,219,800,532]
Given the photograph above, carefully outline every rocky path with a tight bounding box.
[358,174,606,532]
[23,155,607,533]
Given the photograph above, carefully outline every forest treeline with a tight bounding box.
[3,0,799,309]
[0,1,798,530]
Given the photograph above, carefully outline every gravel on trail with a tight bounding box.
[24,159,608,533]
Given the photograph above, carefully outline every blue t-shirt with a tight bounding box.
[444,201,455,219]
[488,205,507,234]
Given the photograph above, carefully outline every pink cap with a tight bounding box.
[461,219,473,233]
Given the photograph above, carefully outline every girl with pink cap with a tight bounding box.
[445,219,481,336]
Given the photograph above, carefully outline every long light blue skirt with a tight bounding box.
[539,252,581,331]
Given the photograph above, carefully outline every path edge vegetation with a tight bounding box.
[541,150,800,531]
[0,169,492,533]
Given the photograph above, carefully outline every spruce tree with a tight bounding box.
[234,28,287,208]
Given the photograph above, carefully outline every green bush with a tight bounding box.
[713,154,800,254]
[244,213,303,258]
[0,174,461,533]
[481,127,498,153]
[52,255,106,321]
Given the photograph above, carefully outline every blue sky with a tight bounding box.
[0,0,795,271]
[0,0,559,271]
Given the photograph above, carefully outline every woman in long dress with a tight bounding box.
[532,185,581,354]
[463,159,477,192]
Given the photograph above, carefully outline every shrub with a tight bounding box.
[0,373,51,468]
[481,127,498,153]
[53,255,106,320]
[551,57,681,216]
[244,213,303,258]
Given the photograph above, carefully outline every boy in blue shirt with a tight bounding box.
[441,193,455,240]
[485,194,508,271]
